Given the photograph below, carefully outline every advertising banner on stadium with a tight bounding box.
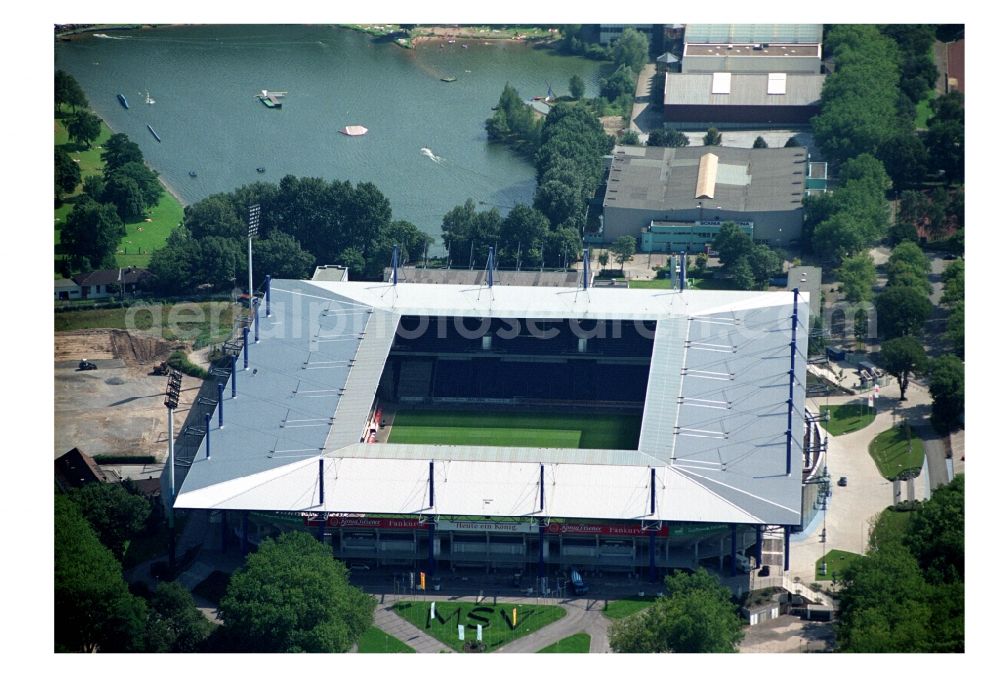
[546,522,670,537]
[303,515,429,529]
[436,520,535,534]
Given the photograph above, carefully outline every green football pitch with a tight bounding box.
[387,409,642,449]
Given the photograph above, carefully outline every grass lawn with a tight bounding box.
[388,409,641,449]
[602,596,657,619]
[915,89,937,129]
[538,633,591,653]
[191,570,232,605]
[815,549,863,581]
[55,106,185,271]
[819,404,876,436]
[393,601,565,652]
[628,276,736,290]
[357,626,416,653]
[869,424,925,480]
[55,301,241,349]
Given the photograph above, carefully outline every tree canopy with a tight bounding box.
[66,481,151,559]
[55,146,81,199]
[612,27,649,74]
[218,531,375,652]
[609,568,743,653]
[569,74,586,100]
[874,285,932,339]
[928,354,964,433]
[838,475,965,652]
[55,495,147,652]
[879,335,927,400]
[67,109,102,148]
[647,128,689,147]
[60,197,126,271]
[837,253,876,303]
[143,581,214,652]
[611,235,636,270]
[55,69,89,110]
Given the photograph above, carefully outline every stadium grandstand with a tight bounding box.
[171,253,824,583]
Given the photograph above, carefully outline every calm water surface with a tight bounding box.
[55,25,606,249]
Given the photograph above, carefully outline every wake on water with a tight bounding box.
[420,147,444,164]
[93,33,129,40]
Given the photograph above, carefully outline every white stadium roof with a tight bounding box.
[175,279,809,527]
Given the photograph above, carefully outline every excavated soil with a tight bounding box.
[55,329,180,366]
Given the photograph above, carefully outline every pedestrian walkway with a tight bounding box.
[372,603,453,653]
[494,599,611,653]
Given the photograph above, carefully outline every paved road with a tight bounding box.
[629,63,661,141]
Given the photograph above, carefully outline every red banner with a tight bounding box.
[546,522,670,537]
[303,515,428,529]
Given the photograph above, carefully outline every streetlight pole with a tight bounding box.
[247,204,261,297]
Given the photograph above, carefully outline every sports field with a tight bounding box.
[388,409,642,449]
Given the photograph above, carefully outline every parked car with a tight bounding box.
[78,359,97,371]
[837,476,848,487]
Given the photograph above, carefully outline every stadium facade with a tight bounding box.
[172,274,822,580]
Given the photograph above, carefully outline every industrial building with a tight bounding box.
[662,71,824,129]
[167,269,825,581]
[598,145,808,249]
[681,24,823,74]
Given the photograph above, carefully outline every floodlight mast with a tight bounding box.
[247,204,261,299]
[163,369,183,568]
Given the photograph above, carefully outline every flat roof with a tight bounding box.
[385,266,583,288]
[175,281,808,526]
[684,43,821,58]
[603,144,808,215]
[664,72,825,107]
[684,24,823,45]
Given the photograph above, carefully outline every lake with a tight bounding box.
[54,25,606,251]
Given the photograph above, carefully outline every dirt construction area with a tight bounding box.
[54,329,201,460]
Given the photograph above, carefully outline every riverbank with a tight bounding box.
[55,105,186,271]
[339,24,560,49]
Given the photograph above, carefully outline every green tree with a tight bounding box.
[183,194,245,240]
[144,581,213,652]
[609,569,742,653]
[55,495,147,652]
[253,231,316,281]
[925,119,964,184]
[598,250,610,270]
[569,74,586,100]
[879,335,927,400]
[620,129,639,145]
[612,27,649,73]
[109,161,163,209]
[101,133,144,173]
[941,258,963,306]
[67,109,102,148]
[730,257,754,290]
[647,128,689,147]
[82,174,105,201]
[611,235,636,271]
[928,355,964,433]
[813,25,903,164]
[702,128,722,146]
[66,481,152,559]
[711,222,753,270]
[55,69,89,111]
[887,241,931,292]
[904,474,964,585]
[544,226,583,268]
[61,197,126,271]
[837,253,876,303]
[103,174,147,221]
[744,243,781,290]
[752,135,768,148]
[599,66,635,103]
[946,301,964,359]
[877,133,928,190]
[498,204,549,268]
[784,136,802,148]
[55,146,81,199]
[218,531,375,652]
[809,315,827,356]
[836,542,932,652]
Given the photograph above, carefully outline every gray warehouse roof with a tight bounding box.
[684,24,823,45]
[603,145,809,215]
[664,72,825,107]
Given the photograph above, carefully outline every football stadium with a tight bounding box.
[172,262,819,583]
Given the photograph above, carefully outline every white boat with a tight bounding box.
[145,91,155,105]
[339,125,368,137]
